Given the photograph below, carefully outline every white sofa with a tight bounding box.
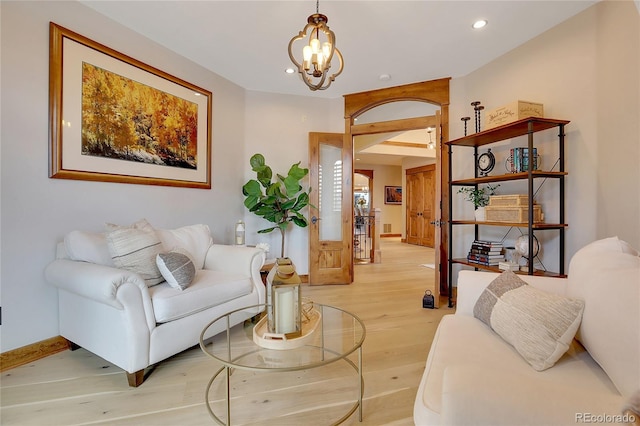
[45,222,265,387]
[414,237,640,425]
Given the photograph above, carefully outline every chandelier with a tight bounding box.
[288,0,343,91]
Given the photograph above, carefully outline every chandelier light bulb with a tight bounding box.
[310,38,320,53]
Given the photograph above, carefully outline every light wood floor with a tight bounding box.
[1,238,454,425]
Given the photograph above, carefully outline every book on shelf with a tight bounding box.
[469,247,503,255]
[472,239,503,247]
[468,259,501,266]
[467,254,504,264]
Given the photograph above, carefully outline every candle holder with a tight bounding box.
[266,258,302,338]
[461,117,471,136]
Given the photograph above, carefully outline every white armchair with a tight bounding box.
[45,224,265,386]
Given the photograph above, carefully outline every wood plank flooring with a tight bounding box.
[0,238,454,425]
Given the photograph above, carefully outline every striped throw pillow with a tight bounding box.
[106,228,165,286]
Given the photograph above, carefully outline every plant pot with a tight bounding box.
[474,206,486,221]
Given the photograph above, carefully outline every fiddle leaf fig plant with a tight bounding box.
[242,153,314,258]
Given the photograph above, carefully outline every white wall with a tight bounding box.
[449,0,639,280]
[0,1,249,352]
[242,91,343,272]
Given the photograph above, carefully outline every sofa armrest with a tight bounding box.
[455,271,501,316]
[455,270,569,316]
[204,245,265,298]
[44,259,156,330]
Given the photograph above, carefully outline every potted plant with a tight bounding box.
[457,184,499,221]
[242,153,314,258]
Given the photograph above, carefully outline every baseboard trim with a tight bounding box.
[0,336,69,372]
[380,234,401,238]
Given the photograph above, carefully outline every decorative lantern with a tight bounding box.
[266,258,302,339]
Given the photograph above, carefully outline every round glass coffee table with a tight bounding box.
[200,303,366,425]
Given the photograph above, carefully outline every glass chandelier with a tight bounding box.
[288,0,343,91]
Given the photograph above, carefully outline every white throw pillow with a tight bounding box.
[474,271,585,371]
[156,251,196,290]
[105,227,165,286]
[156,224,212,269]
[63,230,114,266]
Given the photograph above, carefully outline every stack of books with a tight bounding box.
[467,240,504,266]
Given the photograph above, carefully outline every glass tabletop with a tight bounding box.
[200,303,366,371]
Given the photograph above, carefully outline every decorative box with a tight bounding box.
[485,100,544,130]
[485,205,543,223]
[489,195,530,206]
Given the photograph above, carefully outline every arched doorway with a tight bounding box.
[344,78,451,307]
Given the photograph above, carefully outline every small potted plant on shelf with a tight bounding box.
[458,184,499,221]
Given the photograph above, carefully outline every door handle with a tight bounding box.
[311,216,321,224]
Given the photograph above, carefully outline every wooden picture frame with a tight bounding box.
[384,186,402,204]
[49,23,212,188]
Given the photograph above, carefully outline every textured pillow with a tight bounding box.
[474,271,585,371]
[156,251,196,290]
[105,227,165,286]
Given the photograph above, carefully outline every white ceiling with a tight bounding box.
[81,0,598,99]
[80,0,599,165]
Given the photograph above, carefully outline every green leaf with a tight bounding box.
[257,166,272,188]
[258,227,277,234]
[244,195,260,209]
[281,198,296,210]
[292,192,309,211]
[291,215,308,227]
[249,154,265,170]
[288,162,308,180]
[242,180,262,197]
[283,175,302,197]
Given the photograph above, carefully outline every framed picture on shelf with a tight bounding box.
[49,23,212,188]
[384,186,402,204]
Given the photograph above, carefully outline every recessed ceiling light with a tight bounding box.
[285,68,295,74]
[379,74,391,81]
[472,19,488,29]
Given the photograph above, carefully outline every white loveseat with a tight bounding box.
[45,222,265,387]
[414,237,640,425]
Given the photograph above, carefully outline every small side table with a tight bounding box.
[259,261,275,285]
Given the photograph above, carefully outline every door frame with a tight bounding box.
[344,78,451,301]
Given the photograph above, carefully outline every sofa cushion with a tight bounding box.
[64,230,114,266]
[474,271,584,371]
[567,236,640,397]
[416,314,620,425]
[156,251,196,290]
[149,269,253,323]
[156,224,212,270]
[105,227,165,286]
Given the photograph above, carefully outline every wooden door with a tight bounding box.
[308,132,353,285]
[406,164,435,247]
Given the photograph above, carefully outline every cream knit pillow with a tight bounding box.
[474,271,585,371]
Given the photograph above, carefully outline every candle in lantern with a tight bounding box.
[275,287,296,334]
